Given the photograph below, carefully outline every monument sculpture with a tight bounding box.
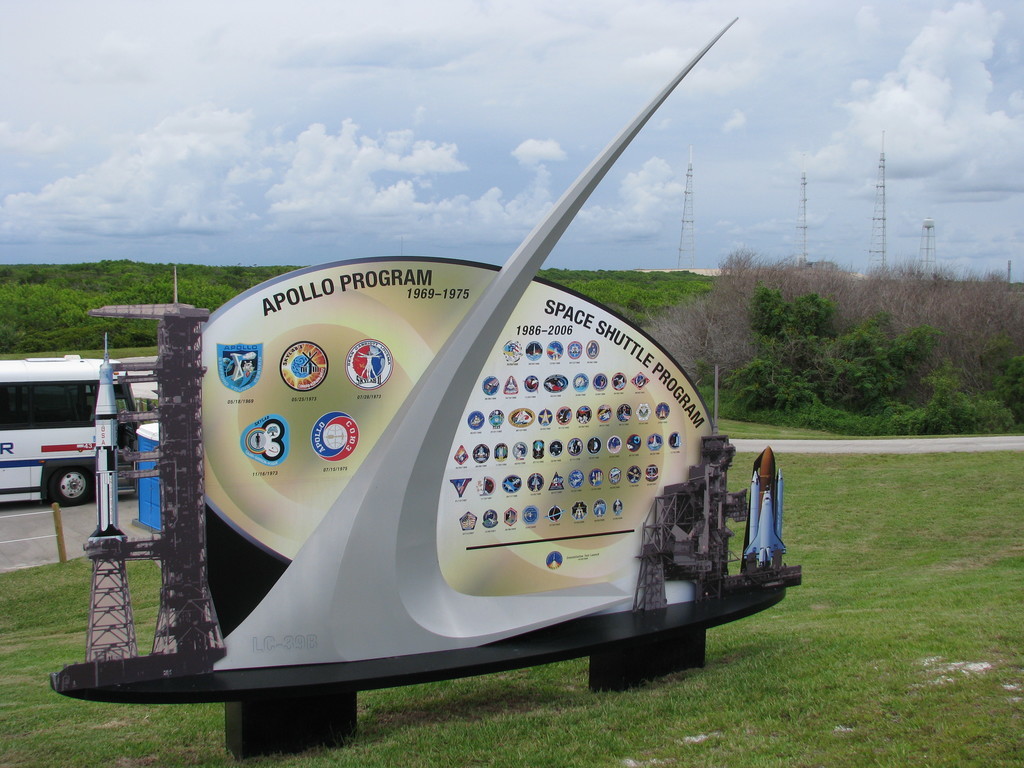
[52,19,800,757]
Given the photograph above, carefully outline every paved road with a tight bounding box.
[731,435,1024,454]
[3,435,1021,573]
[0,494,147,573]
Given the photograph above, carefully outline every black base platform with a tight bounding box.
[60,589,786,757]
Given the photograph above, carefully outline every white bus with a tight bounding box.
[0,355,137,506]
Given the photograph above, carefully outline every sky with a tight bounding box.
[1,0,1022,277]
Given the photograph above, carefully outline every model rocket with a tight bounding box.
[743,446,785,568]
[91,338,123,539]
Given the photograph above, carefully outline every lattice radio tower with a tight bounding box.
[677,146,695,268]
[796,164,808,266]
[869,132,887,270]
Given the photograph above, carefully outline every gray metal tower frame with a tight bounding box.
[796,168,808,266]
[870,132,887,270]
[677,146,695,268]
[53,303,226,691]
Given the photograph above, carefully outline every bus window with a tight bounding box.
[0,385,30,427]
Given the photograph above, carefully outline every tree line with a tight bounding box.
[2,257,1020,434]
[0,261,711,354]
[648,251,1024,434]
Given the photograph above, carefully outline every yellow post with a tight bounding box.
[51,502,68,564]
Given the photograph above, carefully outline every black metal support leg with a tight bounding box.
[588,628,706,692]
[224,692,358,758]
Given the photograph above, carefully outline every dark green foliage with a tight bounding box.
[0,262,708,354]
[729,285,938,417]
[995,355,1024,423]
[0,261,295,353]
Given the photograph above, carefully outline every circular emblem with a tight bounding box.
[613,499,624,515]
[345,339,393,390]
[546,341,564,360]
[556,406,573,425]
[589,468,603,487]
[528,472,544,491]
[627,434,642,452]
[567,341,583,359]
[482,376,500,396]
[567,437,583,456]
[525,341,544,361]
[479,477,495,496]
[593,499,607,517]
[538,409,553,426]
[576,405,592,424]
[597,404,612,422]
[467,411,485,430]
[524,375,540,393]
[656,402,671,420]
[523,505,540,524]
[648,434,663,451]
[568,469,585,489]
[627,465,642,484]
[512,441,528,460]
[608,467,622,484]
[544,374,569,393]
[587,436,602,454]
[241,415,289,466]
[489,409,505,428]
[546,550,563,568]
[482,509,499,529]
[502,475,522,494]
[494,443,509,461]
[310,411,359,461]
[607,435,623,454]
[646,464,660,482]
[612,372,627,391]
[548,440,564,457]
[586,341,600,359]
[547,505,563,522]
[668,432,682,449]
[593,373,608,391]
[502,340,523,363]
[573,373,589,392]
[281,341,328,391]
[473,444,491,463]
[617,404,632,422]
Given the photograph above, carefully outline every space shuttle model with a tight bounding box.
[743,446,786,569]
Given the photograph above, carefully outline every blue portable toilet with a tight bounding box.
[136,422,161,531]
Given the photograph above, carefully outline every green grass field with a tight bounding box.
[2,451,1022,767]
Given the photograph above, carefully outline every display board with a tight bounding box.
[202,258,711,601]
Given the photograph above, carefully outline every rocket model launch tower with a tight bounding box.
[52,303,225,691]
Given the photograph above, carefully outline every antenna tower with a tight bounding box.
[869,132,887,270]
[919,218,936,274]
[796,163,808,266]
[677,146,695,268]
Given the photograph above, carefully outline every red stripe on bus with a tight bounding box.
[41,443,95,453]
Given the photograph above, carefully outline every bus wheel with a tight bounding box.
[49,468,93,506]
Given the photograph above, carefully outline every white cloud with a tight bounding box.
[0,123,73,155]
[512,139,567,167]
[266,119,467,223]
[1,106,259,238]
[578,156,683,239]
[811,1,1024,196]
